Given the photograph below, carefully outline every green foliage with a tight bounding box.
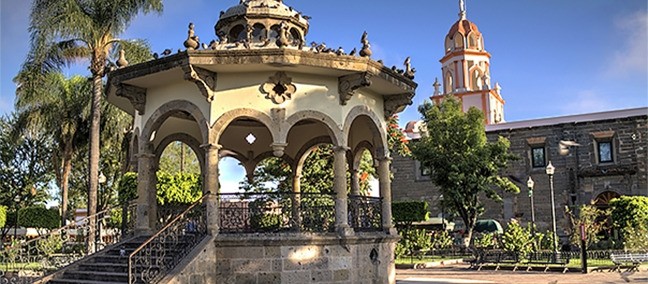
[159,142,200,175]
[37,234,63,256]
[399,229,433,256]
[566,204,608,249]
[118,172,138,203]
[539,230,556,251]
[18,206,60,229]
[431,230,453,249]
[411,97,519,246]
[0,206,6,228]
[387,115,411,157]
[501,219,532,255]
[0,115,53,208]
[473,232,497,249]
[610,196,648,232]
[156,171,202,205]
[621,226,648,251]
[392,201,430,225]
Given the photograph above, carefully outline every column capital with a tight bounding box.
[271,142,288,157]
[377,156,393,163]
[200,143,222,151]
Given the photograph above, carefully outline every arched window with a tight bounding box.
[468,33,478,49]
[594,191,620,210]
[228,24,245,42]
[269,24,281,39]
[471,69,482,90]
[454,33,464,49]
[289,28,302,44]
[445,36,453,52]
[252,23,267,42]
[445,72,454,94]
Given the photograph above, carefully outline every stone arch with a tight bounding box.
[284,110,343,146]
[469,66,483,91]
[154,133,206,175]
[351,141,375,171]
[141,100,209,152]
[211,108,278,144]
[293,136,333,176]
[454,32,464,48]
[445,71,454,94]
[343,106,387,159]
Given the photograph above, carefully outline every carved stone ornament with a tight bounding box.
[384,92,414,119]
[338,72,372,105]
[116,84,146,115]
[182,64,217,102]
[261,72,296,104]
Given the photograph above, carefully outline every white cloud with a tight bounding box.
[606,11,648,76]
[558,90,611,115]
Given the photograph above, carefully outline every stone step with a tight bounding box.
[60,270,129,282]
[92,254,174,264]
[78,262,162,273]
[47,279,127,284]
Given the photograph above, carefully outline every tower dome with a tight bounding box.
[215,0,309,45]
[444,1,484,53]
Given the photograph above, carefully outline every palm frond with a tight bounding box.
[109,39,153,65]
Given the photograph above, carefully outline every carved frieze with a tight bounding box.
[338,72,372,105]
[182,64,217,102]
[116,84,147,115]
[578,165,636,178]
[261,72,296,104]
[384,92,414,119]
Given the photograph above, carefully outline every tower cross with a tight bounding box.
[459,0,467,20]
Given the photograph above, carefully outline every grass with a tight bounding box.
[0,262,43,271]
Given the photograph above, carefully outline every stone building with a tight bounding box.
[392,0,648,237]
[394,108,648,233]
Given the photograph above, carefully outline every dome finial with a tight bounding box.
[459,0,467,20]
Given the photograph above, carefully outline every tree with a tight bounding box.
[411,97,519,248]
[14,73,91,226]
[159,142,201,175]
[24,0,163,254]
[566,204,607,249]
[609,196,648,248]
[18,206,60,231]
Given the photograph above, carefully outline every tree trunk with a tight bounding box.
[60,149,72,227]
[87,72,103,255]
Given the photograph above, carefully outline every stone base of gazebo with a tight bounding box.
[165,233,399,284]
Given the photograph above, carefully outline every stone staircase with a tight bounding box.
[46,234,200,284]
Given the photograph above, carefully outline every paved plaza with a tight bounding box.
[396,266,648,284]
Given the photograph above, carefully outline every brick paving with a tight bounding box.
[396,265,648,284]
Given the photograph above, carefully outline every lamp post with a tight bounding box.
[96,172,107,252]
[13,195,20,241]
[439,194,445,231]
[545,161,558,256]
[527,176,536,237]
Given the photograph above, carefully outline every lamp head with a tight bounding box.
[527,176,534,189]
[545,161,555,175]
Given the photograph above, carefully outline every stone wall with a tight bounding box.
[166,233,398,284]
[392,113,648,236]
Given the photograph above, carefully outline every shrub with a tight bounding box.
[432,230,453,249]
[474,232,497,249]
[501,219,532,255]
[566,204,607,249]
[0,206,6,228]
[18,206,60,229]
[392,201,429,226]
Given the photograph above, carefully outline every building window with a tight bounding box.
[415,161,431,181]
[420,165,431,176]
[597,141,613,163]
[531,146,546,168]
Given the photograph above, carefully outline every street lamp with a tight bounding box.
[13,195,20,240]
[527,176,536,237]
[439,194,445,231]
[545,161,558,256]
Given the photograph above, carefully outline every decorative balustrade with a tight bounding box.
[218,192,383,234]
[128,195,208,284]
[348,195,383,232]
[0,202,136,282]
[219,192,336,233]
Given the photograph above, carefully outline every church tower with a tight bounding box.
[431,0,505,124]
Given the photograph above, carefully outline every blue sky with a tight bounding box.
[1,1,647,194]
[1,0,647,123]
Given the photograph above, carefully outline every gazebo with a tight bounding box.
[106,0,416,282]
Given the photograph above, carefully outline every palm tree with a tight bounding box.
[14,73,91,227]
[23,0,163,253]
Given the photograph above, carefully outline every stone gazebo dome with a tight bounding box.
[215,0,309,45]
[106,0,417,282]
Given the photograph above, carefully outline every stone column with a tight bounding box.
[378,157,396,234]
[135,152,156,235]
[350,168,360,196]
[333,146,353,236]
[349,168,361,229]
[202,143,221,235]
[291,172,302,231]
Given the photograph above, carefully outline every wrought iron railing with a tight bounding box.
[348,195,383,232]
[128,194,208,284]
[219,192,336,233]
[0,202,136,282]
